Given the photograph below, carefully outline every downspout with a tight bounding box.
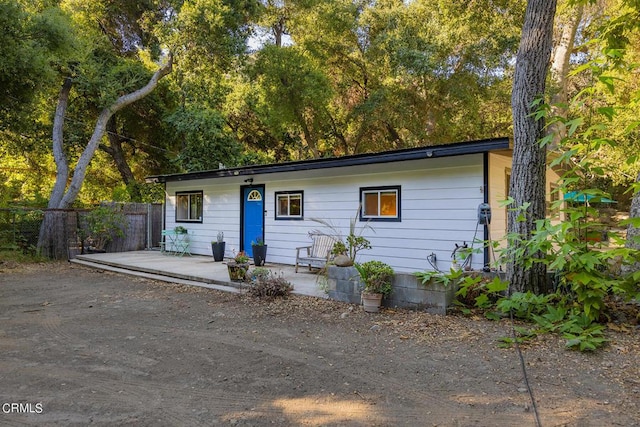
[483,152,490,269]
[162,181,167,241]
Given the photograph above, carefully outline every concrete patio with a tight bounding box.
[71,250,327,298]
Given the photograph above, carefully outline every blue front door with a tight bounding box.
[242,186,264,257]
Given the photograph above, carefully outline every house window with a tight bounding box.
[360,186,401,221]
[275,191,303,220]
[176,191,203,223]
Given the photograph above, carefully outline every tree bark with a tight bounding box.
[101,116,141,200]
[548,4,583,150]
[48,78,73,209]
[507,0,558,294]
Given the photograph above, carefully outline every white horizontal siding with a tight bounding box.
[165,153,489,273]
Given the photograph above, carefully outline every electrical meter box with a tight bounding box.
[478,203,491,225]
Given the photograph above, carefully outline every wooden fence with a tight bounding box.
[103,202,163,254]
[5,203,163,260]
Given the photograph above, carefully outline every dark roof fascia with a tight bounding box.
[148,137,510,183]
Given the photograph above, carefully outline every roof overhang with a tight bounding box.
[146,137,510,184]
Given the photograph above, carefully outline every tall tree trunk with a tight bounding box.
[548,3,583,150]
[48,78,72,209]
[507,0,558,294]
[37,54,173,259]
[297,111,319,158]
[101,116,141,200]
[58,54,173,209]
[273,16,286,47]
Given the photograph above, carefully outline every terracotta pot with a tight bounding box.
[361,292,383,313]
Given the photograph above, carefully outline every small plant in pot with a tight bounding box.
[211,231,225,262]
[227,250,250,282]
[251,237,267,266]
[331,241,352,266]
[354,260,394,313]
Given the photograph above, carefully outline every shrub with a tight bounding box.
[354,260,394,296]
[248,270,293,299]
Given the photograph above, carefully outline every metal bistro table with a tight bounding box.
[160,229,191,256]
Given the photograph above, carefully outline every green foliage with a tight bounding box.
[0,0,76,124]
[233,250,249,264]
[80,205,126,250]
[354,260,394,296]
[490,15,640,350]
[346,234,372,262]
[0,208,44,254]
[561,315,607,352]
[496,292,555,319]
[249,266,271,282]
[414,268,465,288]
[331,241,347,257]
[167,107,242,172]
[455,274,508,310]
[0,248,48,264]
[451,267,615,352]
[490,201,637,352]
[250,44,333,157]
[2,0,638,219]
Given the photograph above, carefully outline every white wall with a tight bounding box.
[165,154,489,273]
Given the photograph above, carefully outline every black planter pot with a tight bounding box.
[252,245,267,266]
[211,242,226,262]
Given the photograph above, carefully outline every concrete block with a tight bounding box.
[328,266,458,315]
[328,265,357,281]
[336,279,357,294]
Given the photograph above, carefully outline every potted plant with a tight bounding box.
[227,251,249,282]
[354,260,394,313]
[331,241,352,266]
[312,206,372,267]
[174,225,188,234]
[211,231,225,262]
[251,237,268,266]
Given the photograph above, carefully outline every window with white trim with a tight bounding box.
[360,186,401,221]
[176,191,203,223]
[275,191,303,220]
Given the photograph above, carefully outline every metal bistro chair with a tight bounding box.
[160,229,174,254]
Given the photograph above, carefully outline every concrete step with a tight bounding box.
[70,258,242,294]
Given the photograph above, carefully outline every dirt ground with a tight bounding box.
[0,261,639,426]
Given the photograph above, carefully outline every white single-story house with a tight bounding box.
[147,138,560,273]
